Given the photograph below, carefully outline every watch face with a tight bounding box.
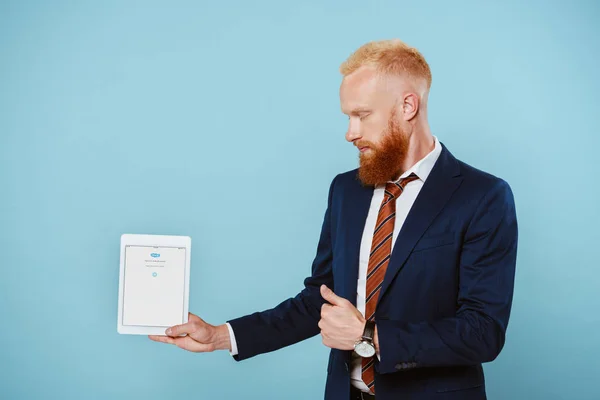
[355,341,376,358]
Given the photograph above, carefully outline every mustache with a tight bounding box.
[355,140,377,149]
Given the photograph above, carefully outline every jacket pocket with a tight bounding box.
[412,233,455,253]
[429,366,484,393]
[436,382,483,393]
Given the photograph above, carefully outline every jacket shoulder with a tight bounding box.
[456,158,514,201]
[334,168,361,186]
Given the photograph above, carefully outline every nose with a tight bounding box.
[345,119,361,143]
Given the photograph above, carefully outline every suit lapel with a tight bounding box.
[377,144,463,305]
[340,173,373,305]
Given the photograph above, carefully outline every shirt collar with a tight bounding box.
[392,135,442,184]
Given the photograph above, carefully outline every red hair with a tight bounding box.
[340,39,432,88]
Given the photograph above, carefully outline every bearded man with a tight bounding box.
[150,39,518,400]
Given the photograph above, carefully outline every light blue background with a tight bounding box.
[1,1,598,399]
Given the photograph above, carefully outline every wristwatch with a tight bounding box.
[354,320,376,358]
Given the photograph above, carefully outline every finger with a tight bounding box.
[321,303,333,316]
[172,335,215,353]
[318,319,325,330]
[166,320,200,337]
[321,332,332,348]
[166,313,209,336]
[148,335,175,344]
[320,285,349,307]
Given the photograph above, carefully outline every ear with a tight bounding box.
[401,93,420,121]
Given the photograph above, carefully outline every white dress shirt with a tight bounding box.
[227,136,442,393]
[350,136,441,392]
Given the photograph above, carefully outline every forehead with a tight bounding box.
[339,66,388,114]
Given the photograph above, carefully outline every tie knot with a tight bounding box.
[384,173,419,200]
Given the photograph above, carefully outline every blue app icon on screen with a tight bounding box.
[152,272,157,277]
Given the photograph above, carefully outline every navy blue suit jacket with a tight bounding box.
[228,143,518,400]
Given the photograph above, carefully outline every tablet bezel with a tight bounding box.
[117,233,191,335]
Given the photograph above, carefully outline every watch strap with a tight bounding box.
[362,320,375,341]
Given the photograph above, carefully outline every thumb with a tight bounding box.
[166,314,207,337]
[320,284,348,307]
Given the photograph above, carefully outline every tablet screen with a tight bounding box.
[122,245,187,328]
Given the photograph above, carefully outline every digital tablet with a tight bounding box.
[117,234,191,335]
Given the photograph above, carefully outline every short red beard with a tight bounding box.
[357,115,410,186]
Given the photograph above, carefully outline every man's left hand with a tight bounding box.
[319,284,366,350]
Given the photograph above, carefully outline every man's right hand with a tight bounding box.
[148,312,232,353]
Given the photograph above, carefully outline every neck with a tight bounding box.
[399,122,434,175]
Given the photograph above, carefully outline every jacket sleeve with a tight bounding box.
[226,175,338,361]
[376,179,518,374]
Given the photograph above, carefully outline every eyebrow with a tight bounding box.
[346,107,371,115]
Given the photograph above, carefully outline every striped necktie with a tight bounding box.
[361,173,419,394]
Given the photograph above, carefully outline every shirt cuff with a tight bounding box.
[226,322,239,356]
